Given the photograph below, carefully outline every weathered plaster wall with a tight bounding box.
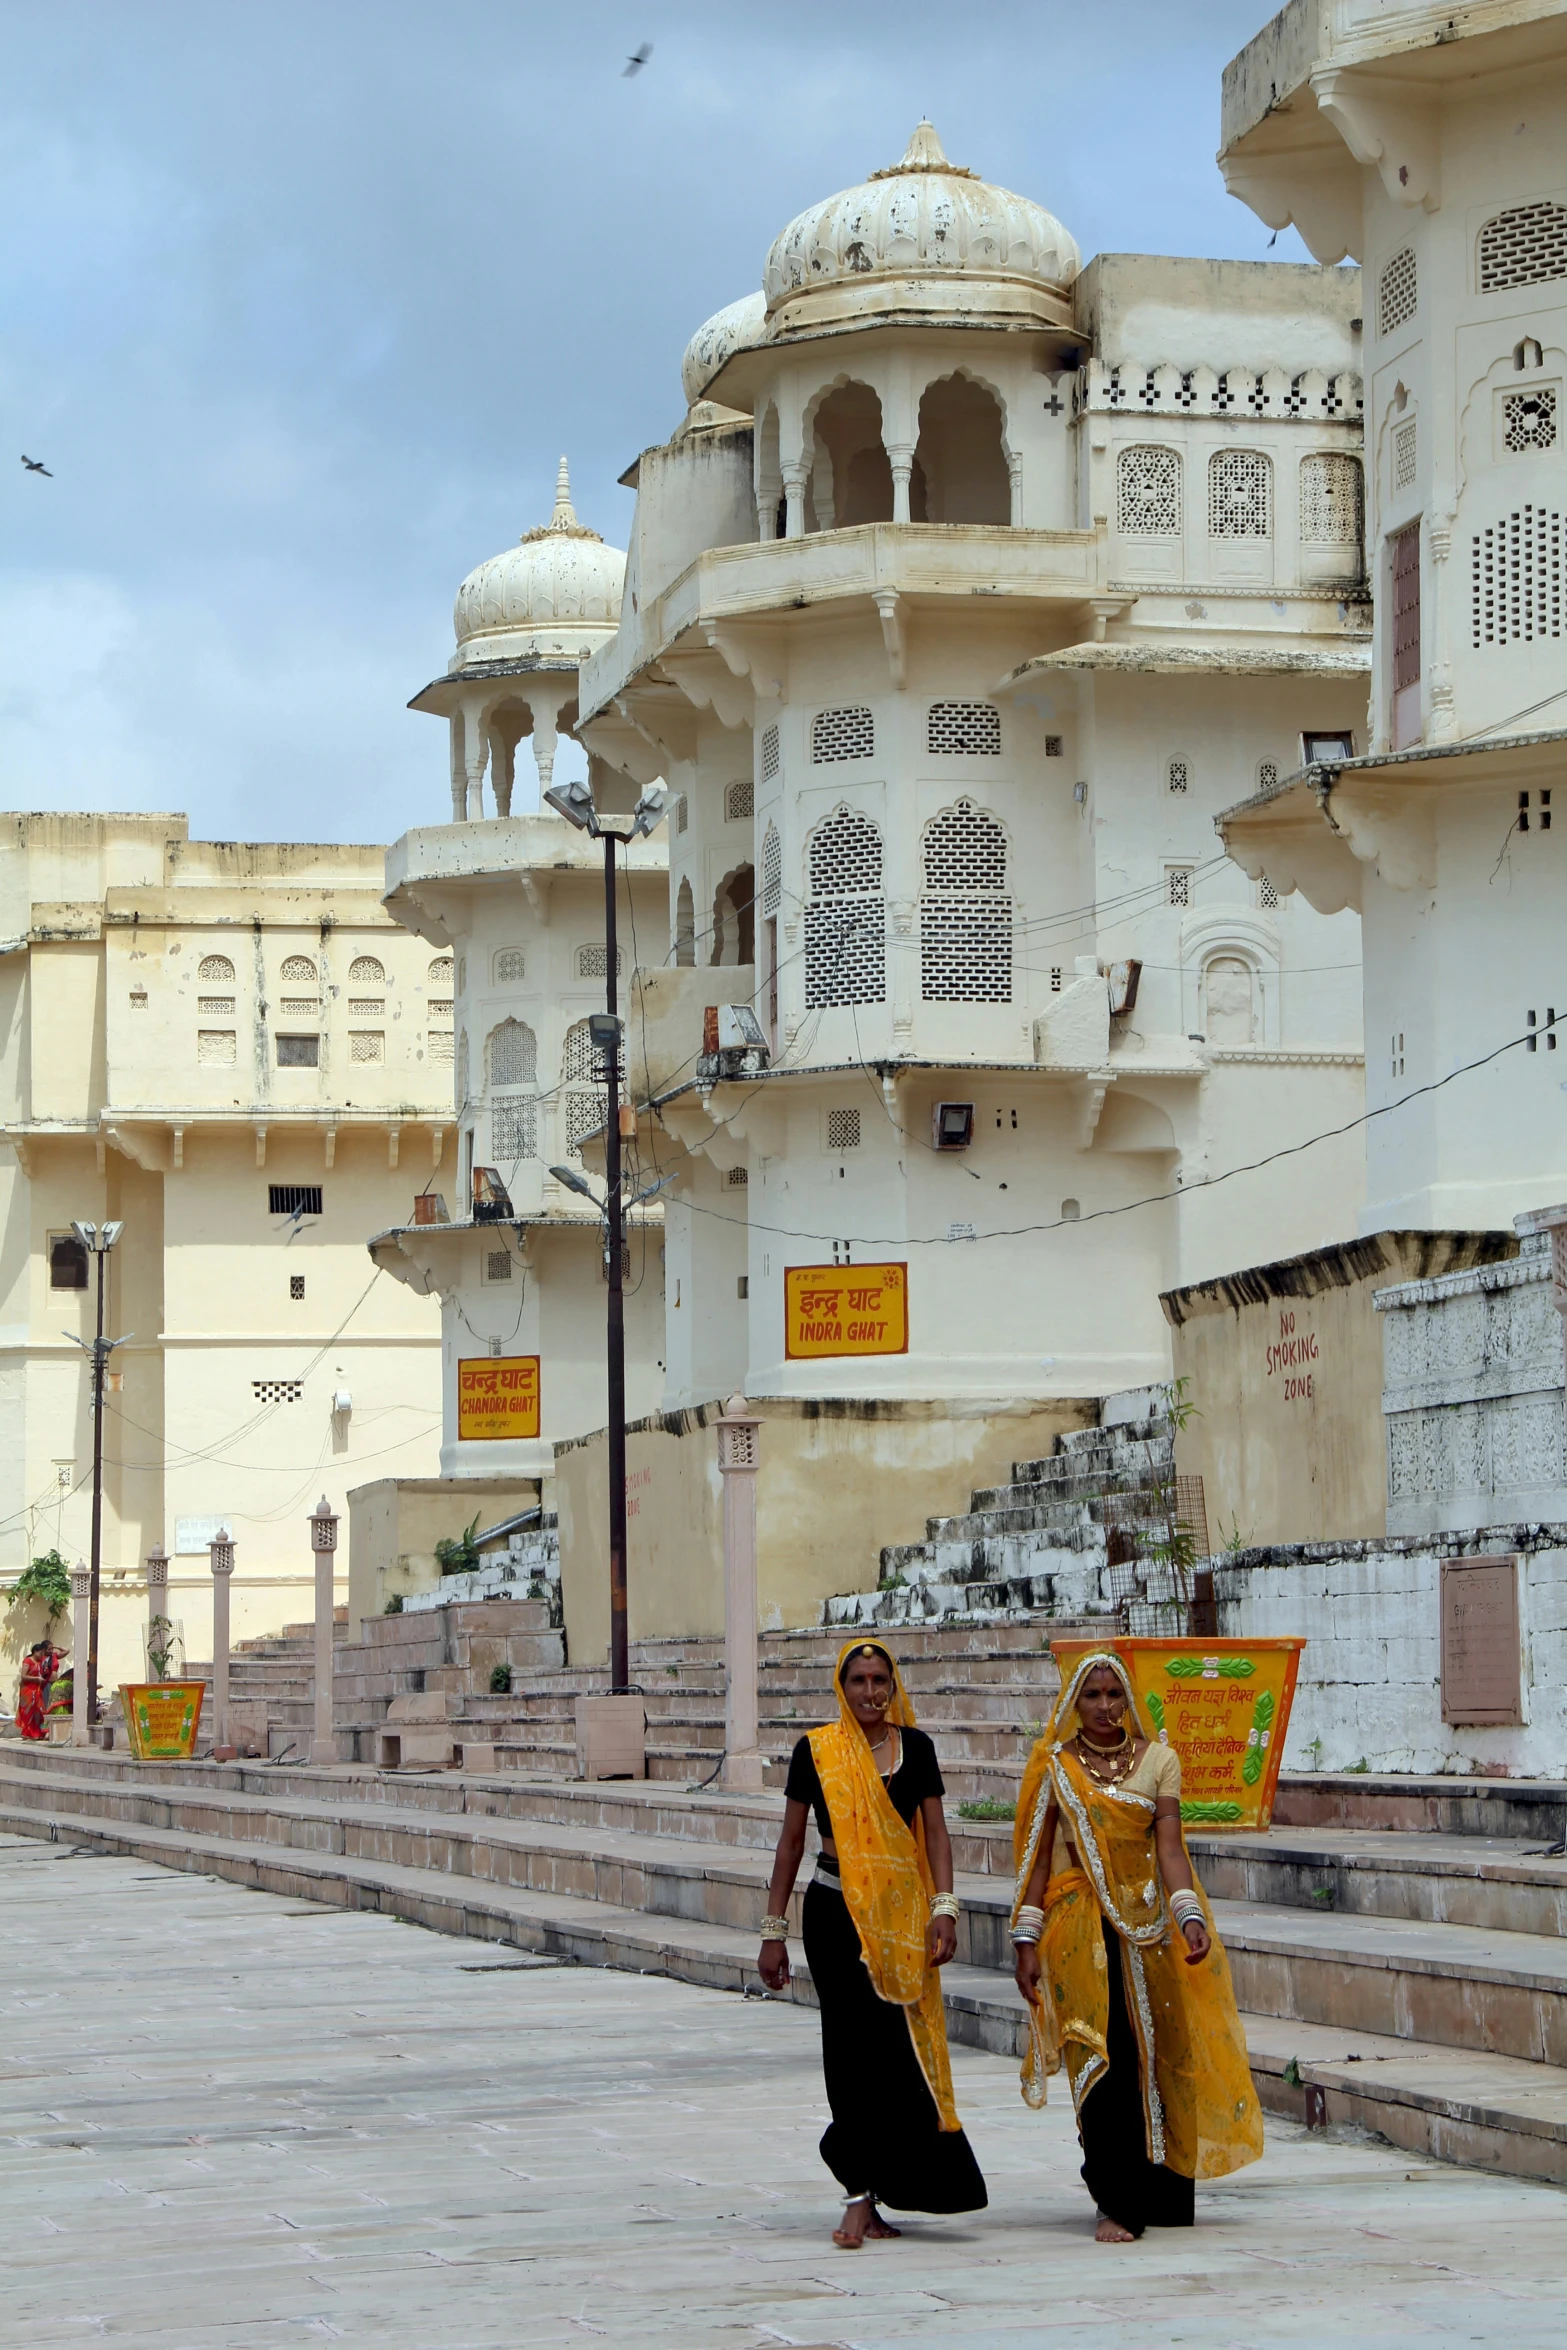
[345,1474,540,1636]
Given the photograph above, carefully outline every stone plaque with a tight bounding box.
[1440,1557,1522,1726]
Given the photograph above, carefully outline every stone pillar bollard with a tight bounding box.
[309,1496,339,1766]
[70,1562,92,1747]
[717,1394,764,1793]
[145,1544,169,1678]
[208,1529,235,1759]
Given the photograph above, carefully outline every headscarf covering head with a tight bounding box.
[1044,1648,1150,1748]
[834,1637,918,1731]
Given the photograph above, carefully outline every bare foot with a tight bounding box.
[832,2197,902,2249]
[1095,2210,1136,2243]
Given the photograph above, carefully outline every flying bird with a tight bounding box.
[21,455,52,475]
[623,42,652,75]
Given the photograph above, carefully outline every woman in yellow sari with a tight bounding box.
[758,1638,987,2248]
[1011,1650,1262,2241]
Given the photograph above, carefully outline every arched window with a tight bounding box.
[487,1019,538,1163]
[804,808,885,1008]
[349,955,385,985]
[1203,955,1257,1047]
[711,866,754,967]
[198,954,235,984]
[428,956,453,984]
[809,382,890,528]
[725,779,753,821]
[1208,451,1272,538]
[561,1017,618,1158]
[675,878,696,968]
[1300,453,1363,543]
[280,955,318,983]
[920,801,1011,1003]
[1479,204,1567,294]
[760,824,782,918]
[1117,447,1180,536]
[914,375,1010,525]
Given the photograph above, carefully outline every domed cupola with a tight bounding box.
[762,121,1079,339]
[452,459,626,658]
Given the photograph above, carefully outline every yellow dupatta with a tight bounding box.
[807,1638,960,2132]
[1010,1650,1263,2181]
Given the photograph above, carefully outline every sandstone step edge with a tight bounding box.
[2,1795,1562,2185]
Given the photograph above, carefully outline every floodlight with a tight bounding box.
[543,777,598,833]
[631,783,669,839]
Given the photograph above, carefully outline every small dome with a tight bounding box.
[682,290,768,406]
[453,459,626,646]
[763,121,1079,333]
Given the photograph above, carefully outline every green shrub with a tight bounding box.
[957,1797,1016,1821]
[489,1663,513,1694]
[435,1514,482,1577]
[383,1595,404,1615]
[5,1550,72,1626]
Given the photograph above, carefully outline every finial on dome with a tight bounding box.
[549,456,577,530]
[870,119,974,182]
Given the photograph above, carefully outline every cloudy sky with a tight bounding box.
[2,1,1309,845]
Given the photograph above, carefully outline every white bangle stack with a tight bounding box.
[1169,1890,1204,1931]
[1011,1903,1045,1947]
[930,1892,961,1923]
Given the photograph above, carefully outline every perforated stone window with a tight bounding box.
[1167,867,1193,909]
[252,1379,303,1405]
[675,793,688,834]
[920,801,1011,1003]
[493,949,526,985]
[1301,452,1364,541]
[198,954,235,984]
[349,1031,384,1063]
[1258,875,1280,911]
[564,1090,604,1157]
[456,1032,469,1101]
[725,778,754,821]
[1167,759,1188,795]
[827,1108,861,1150]
[576,944,624,980]
[281,998,318,1017]
[197,1029,236,1064]
[488,1019,537,1088]
[804,807,885,1007]
[927,702,1001,756]
[760,724,780,782]
[349,999,383,1017]
[1392,421,1417,494]
[811,706,874,763]
[428,1031,454,1064]
[726,1164,749,1186]
[428,956,453,984]
[1258,760,1279,791]
[761,824,782,917]
[562,1016,620,1156]
[427,998,453,1019]
[1471,506,1566,644]
[1504,389,1557,453]
[1208,450,1271,538]
[483,1249,513,1284]
[492,1097,537,1161]
[1479,203,1567,293]
[1378,247,1417,335]
[809,807,882,897]
[349,956,385,985]
[1116,446,1180,536]
[198,995,235,1016]
[280,955,318,983]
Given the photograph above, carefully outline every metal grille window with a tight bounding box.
[920,801,1011,1003]
[493,949,526,984]
[280,955,318,983]
[576,943,624,980]
[1301,452,1363,541]
[811,706,874,763]
[927,701,1001,755]
[826,1108,861,1150]
[198,995,235,1016]
[1208,450,1271,537]
[349,956,385,985]
[761,823,782,917]
[804,808,885,1008]
[1116,446,1180,536]
[1471,506,1565,644]
[1479,204,1567,293]
[269,1186,322,1216]
[1167,867,1193,908]
[725,778,753,821]
[1393,523,1422,686]
[1379,246,1417,334]
[349,1031,384,1063]
[198,954,235,983]
[1393,421,1417,494]
[760,724,780,781]
[1167,759,1188,795]
[252,1380,303,1405]
[276,1034,318,1067]
[1504,389,1557,453]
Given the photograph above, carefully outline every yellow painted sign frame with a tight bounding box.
[784,1263,908,1360]
[1052,1636,1306,1830]
[120,1681,205,1761]
[458,1355,541,1442]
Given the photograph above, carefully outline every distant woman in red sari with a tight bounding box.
[15,1640,60,1741]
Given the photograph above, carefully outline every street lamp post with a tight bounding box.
[543,774,666,1698]
[69,1218,125,1724]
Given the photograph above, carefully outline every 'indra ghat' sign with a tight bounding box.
[784,1263,908,1359]
[457,1355,541,1442]
[1053,1636,1306,1830]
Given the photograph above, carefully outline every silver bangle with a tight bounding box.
[1011,1924,1042,1946]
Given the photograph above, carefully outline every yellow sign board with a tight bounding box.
[458,1355,541,1442]
[120,1681,205,1761]
[1053,1636,1306,1830]
[784,1263,908,1359]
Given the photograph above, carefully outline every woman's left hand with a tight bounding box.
[928,1915,957,1967]
[1181,1916,1211,1965]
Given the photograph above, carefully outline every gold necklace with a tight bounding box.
[1076,1728,1136,1784]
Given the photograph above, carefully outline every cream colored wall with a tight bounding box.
[1164,1229,1517,1548]
[556,1392,1097,1661]
[345,1474,540,1634]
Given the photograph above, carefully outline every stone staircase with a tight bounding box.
[2,1738,1564,2184]
[181,1611,350,1760]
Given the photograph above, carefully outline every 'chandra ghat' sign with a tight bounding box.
[120,1681,205,1761]
[784,1263,908,1359]
[457,1355,541,1442]
[1053,1636,1306,1830]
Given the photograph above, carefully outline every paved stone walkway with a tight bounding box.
[2,1835,1561,2347]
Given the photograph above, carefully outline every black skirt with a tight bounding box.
[801,1877,988,2215]
[1078,1918,1195,2235]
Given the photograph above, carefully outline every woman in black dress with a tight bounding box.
[757,1638,988,2247]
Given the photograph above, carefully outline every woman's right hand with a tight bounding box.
[758,1937,791,1992]
[1013,1942,1042,2001]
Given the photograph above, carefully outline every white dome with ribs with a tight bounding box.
[453,459,625,646]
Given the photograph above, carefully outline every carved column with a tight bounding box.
[70,1563,91,1747]
[782,462,808,541]
[309,1496,339,1766]
[717,1396,764,1793]
[208,1530,235,1759]
[887,445,915,524]
[145,1544,169,1677]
